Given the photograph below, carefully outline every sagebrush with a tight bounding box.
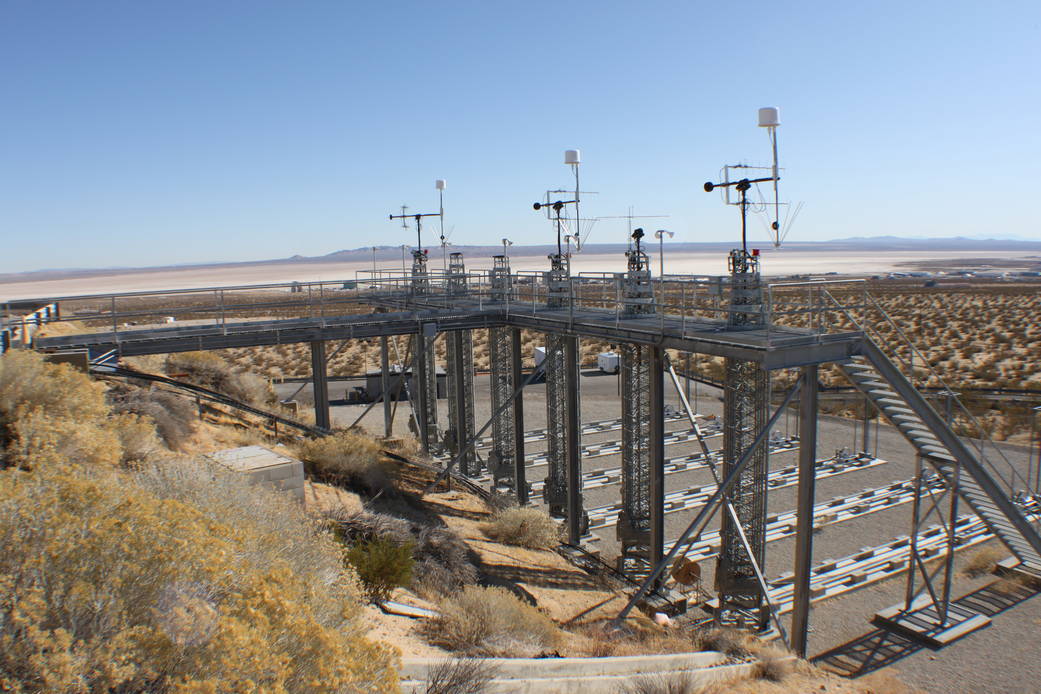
[296,430,394,495]
[0,467,398,693]
[481,506,560,550]
[424,585,558,657]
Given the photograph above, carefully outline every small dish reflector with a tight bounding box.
[564,149,581,165]
[435,179,447,190]
[758,107,780,128]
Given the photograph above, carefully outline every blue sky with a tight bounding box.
[2,1,1039,272]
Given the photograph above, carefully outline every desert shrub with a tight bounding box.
[108,383,197,450]
[332,509,478,598]
[110,412,162,464]
[165,351,274,406]
[5,405,123,469]
[0,466,398,693]
[694,627,751,657]
[0,350,108,426]
[963,545,1004,578]
[754,652,793,682]
[616,673,696,694]
[424,657,499,694]
[347,535,415,603]
[0,351,119,468]
[424,585,559,657]
[296,431,394,495]
[482,506,560,549]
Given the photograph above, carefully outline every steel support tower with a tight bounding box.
[617,239,661,575]
[715,249,771,628]
[488,255,526,497]
[543,253,584,540]
[445,253,477,475]
[410,249,438,453]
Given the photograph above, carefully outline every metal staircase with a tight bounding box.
[838,338,1041,571]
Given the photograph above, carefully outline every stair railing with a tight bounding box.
[821,289,1032,505]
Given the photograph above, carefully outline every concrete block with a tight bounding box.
[204,446,306,504]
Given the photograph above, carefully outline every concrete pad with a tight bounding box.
[873,594,991,649]
[400,655,759,694]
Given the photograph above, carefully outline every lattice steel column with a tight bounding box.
[407,249,439,452]
[412,329,439,454]
[617,240,660,575]
[445,253,477,474]
[410,249,430,296]
[716,249,771,629]
[543,253,582,534]
[488,255,521,494]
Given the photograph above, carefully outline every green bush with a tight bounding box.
[348,535,415,603]
[332,509,477,599]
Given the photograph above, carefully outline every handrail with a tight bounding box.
[820,288,1029,499]
[860,292,1025,492]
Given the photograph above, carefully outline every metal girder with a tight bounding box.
[310,340,331,431]
[791,364,819,657]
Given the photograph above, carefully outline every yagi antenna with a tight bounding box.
[705,107,799,249]
[388,179,445,251]
[533,149,585,256]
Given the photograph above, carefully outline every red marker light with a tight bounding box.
[752,248,760,256]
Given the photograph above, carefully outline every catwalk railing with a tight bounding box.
[9,269,871,352]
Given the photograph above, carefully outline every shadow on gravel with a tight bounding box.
[811,579,1041,678]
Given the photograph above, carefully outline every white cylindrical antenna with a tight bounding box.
[758,107,780,128]
[565,149,581,241]
[758,107,782,246]
[436,179,446,247]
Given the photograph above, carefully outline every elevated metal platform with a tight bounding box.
[31,291,863,369]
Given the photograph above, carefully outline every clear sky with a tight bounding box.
[2,1,1039,273]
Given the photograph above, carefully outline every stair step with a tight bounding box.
[876,397,908,406]
[892,413,923,421]
[867,389,898,398]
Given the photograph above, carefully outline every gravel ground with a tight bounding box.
[278,367,1040,694]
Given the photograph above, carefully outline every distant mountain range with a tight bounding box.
[3,236,1040,282]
